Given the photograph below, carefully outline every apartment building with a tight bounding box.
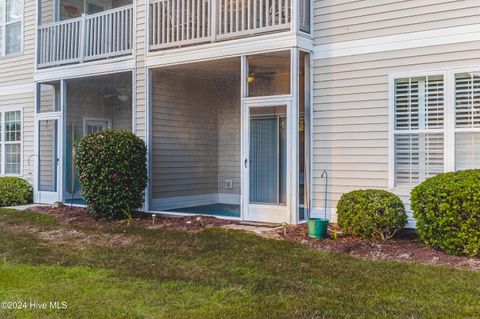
[0,0,480,225]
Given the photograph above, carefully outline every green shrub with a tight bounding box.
[411,170,480,256]
[75,129,148,220]
[337,190,407,240]
[0,177,33,207]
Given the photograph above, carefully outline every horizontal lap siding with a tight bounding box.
[135,0,147,139]
[314,0,480,45]
[0,0,35,86]
[151,72,220,199]
[312,41,480,220]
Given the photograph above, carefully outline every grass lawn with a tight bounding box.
[0,209,479,319]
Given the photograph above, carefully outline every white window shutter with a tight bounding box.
[394,75,445,187]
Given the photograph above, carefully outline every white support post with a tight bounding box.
[79,14,86,63]
[291,47,299,224]
[445,71,456,172]
[211,0,217,41]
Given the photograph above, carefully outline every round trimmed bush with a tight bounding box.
[0,177,33,206]
[411,170,480,256]
[337,190,407,240]
[75,129,148,220]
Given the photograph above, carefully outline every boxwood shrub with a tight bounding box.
[411,170,480,256]
[75,129,148,220]
[337,190,407,240]
[0,177,33,207]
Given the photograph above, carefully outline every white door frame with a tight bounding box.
[241,96,295,223]
[34,112,63,204]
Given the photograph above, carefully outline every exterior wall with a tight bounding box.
[218,81,241,196]
[312,40,480,222]
[0,0,36,183]
[0,0,35,86]
[135,0,147,140]
[313,0,480,45]
[150,72,220,200]
[150,71,241,208]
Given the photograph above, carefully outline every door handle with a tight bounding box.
[244,158,248,168]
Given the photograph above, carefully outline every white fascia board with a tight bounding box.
[34,57,135,82]
[314,23,480,60]
[146,32,308,68]
[0,83,35,96]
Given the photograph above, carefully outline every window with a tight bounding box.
[393,76,445,187]
[0,0,22,56]
[455,73,480,170]
[247,51,291,97]
[1,110,21,175]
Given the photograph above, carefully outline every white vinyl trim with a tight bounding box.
[0,108,23,177]
[314,23,480,60]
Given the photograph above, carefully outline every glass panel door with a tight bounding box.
[243,101,292,224]
[249,105,287,205]
[36,118,61,203]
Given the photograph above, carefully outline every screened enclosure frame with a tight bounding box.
[144,46,312,224]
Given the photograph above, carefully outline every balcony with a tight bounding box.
[37,5,134,68]
[148,0,309,50]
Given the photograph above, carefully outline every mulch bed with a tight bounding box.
[25,205,480,270]
[27,205,236,232]
[275,224,480,271]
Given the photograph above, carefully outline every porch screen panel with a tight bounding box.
[394,75,444,187]
[38,119,58,192]
[455,73,480,170]
[250,118,278,203]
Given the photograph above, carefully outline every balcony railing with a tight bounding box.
[37,5,134,68]
[149,0,291,50]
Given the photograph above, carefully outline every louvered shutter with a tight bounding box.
[394,76,445,187]
[455,73,480,128]
[455,73,480,170]
[455,132,480,170]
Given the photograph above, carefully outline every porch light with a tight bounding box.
[247,73,255,83]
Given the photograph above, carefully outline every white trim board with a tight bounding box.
[150,193,241,211]
[146,32,314,68]
[314,24,480,60]
[0,84,35,96]
[34,57,135,82]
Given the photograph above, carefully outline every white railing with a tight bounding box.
[149,0,291,50]
[150,0,212,49]
[38,5,133,68]
[217,0,291,39]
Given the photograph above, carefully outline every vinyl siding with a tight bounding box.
[135,0,147,139]
[312,40,480,220]
[150,71,240,202]
[313,0,480,45]
[0,0,35,86]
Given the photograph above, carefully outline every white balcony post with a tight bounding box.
[211,0,217,41]
[79,14,86,63]
[291,0,298,33]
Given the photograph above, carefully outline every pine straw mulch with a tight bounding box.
[27,205,236,232]
[275,224,480,271]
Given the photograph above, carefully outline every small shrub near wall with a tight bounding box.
[0,177,33,207]
[75,129,148,220]
[337,190,407,240]
[411,170,480,256]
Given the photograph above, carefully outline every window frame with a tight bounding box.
[0,0,23,57]
[389,67,480,189]
[0,108,23,176]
